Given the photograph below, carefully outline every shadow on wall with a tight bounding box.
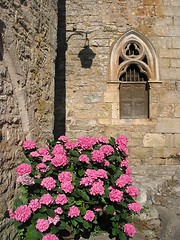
[53,0,66,139]
[0,20,6,61]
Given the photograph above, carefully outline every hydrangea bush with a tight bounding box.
[8,135,141,240]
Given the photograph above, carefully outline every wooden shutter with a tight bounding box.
[120,83,149,119]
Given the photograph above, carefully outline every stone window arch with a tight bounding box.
[108,29,159,119]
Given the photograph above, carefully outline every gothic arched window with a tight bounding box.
[109,30,159,119]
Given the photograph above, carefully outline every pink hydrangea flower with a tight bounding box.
[78,154,90,164]
[128,202,142,213]
[52,145,65,155]
[123,223,136,237]
[36,219,50,232]
[58,135,68,142]
[55,194,68,205]
[80,177,94,186]
[115,135,128,146]
[109,189,123,202]
[126,167,132,176]
[30,151,41,157]
[42,154,52,162]
[125,186,139,198]
[91,150,104,163]
[41,177,56,191]
[22,140,36,150]
[14,205,32,222]
[65,141,77,149]
[58,172,72,182]
[36,163,49,173]
[85,169,98,180]
[104,160,110,167]
[29,199,41,212]
[96,169,108,179]
[8,209,15,220]
[90,180,104,196]
[77,136,96,150]
[38,147,49,156]
[99,145,114,156]
[55,207,63,215]
[40,193,54,205]
[51,154,68,167]
[84,210,95,222]
[115,174,132,188]
[16,163,32,175]
[93,206,102,212]
[120,159,129,168]
[119,144,129,155]
[16,174,34,186]
[48,215,60,225]
[116,136,129,155]
[42,234,59,240]
[97,137,108,144]
[61,181,74,193]
[68,206,80,218]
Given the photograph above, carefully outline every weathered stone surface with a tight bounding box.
[143,134,166,147]
[0,1,57,239]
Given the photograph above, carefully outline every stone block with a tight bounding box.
[175,134,180,148]
[160,68,180,80]
[171,59,180,68]
[171,0,180,6]
[163,6,180,17]
[112,103,119,119]
[160,49,180,58]
[156,119,180,133]
[104,91,119,103]
[99,118,111,125]
[175,104,180,117]
[174,17,180,25]
[143,133,166,147]
[106,84,119,92]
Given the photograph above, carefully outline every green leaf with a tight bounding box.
[13,198,23,209]
[34,178,41,184]
[78,169,85,177]
[39,206,47,212]
[47,208,55,216]
[112,227,120,236]
[80,207,86,215]
[109,137,115,146]
[13,220,23,228]
[112,221,118,227]
[72,219,78,226]
[119,231,127,240]
[76,189,90,201]
[32,212,47,219]
[76,216,83,223]
[114,169,122,179]
[106,205,115,215]
[109,164,116,171]
[22,158,32,165]
[69,150,80,157]
[59,220,67,230]
[51,225,60,234]
[83,221,90,229]
[108,155,117,161]
[26,225,42,240]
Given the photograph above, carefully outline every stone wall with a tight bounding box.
[0,1,57,239]
[65,0,180,164]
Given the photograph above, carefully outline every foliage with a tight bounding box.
[8,135,141,240]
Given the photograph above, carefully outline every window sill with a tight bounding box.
[111,118,157,125]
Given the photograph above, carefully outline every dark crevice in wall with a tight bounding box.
[53,0,66,139]
[0,20,5,61]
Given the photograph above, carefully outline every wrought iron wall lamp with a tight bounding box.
[66,29,96,69]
